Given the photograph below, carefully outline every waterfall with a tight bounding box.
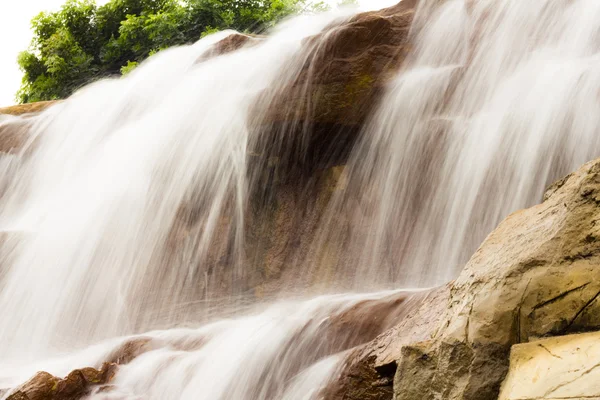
[313,0,600,288]
[2,0,600,399]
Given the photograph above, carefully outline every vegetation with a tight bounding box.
[16,0,336,103]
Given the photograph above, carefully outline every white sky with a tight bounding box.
[0,0,397,107]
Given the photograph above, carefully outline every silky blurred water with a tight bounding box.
[2,0,600,398]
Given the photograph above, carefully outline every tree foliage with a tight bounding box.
[16,0,330,103]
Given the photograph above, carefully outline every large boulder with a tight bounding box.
[326,157,600,400]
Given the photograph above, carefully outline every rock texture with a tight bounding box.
[251,0,416,175]
[327,158,600,400]
[499,331,600,400]
[262,0,415,127]
[159,1,420,301]
[0,102,59,154]
[5,363,117,400]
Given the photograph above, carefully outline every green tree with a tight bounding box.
[16,0,324,103]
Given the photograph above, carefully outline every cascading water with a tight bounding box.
[312,0,600,289]
[0,12,355,360]
[1,0,600,398]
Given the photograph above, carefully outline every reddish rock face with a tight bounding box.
[251,1,416,176]
[150,1,421,303]
[264,1,415,126]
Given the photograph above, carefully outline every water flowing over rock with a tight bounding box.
[253,0,416,174]
[2,0,600,399]
[327,158,600,400]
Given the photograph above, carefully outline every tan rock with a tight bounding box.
[0,102,58,117]
[499,331,600,400]
[328,158,600,400]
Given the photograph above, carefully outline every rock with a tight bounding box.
[266,0,416,126]
[0,2,421,302]
[104,337,154,365]
[327,158,600,400]
[6,363,117,400]
[196,33,262,63]
[499,331,600,400]
[252,0,417,175]
[0,102,58,117]
[0,118,35,154]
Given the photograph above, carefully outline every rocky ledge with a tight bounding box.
[325,157,600,399]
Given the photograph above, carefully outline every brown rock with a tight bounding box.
[104,337,154,365]
[196,33,263,63]
[266,2,415,125]
[6,363,117,400]
[0,118,34,154]
[251,1,417,176]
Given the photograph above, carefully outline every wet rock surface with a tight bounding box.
[252,1,416,176]
[5,363,117,400]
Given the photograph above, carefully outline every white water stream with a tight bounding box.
[1,0,600,398]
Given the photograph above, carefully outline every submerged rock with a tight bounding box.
[327,157,600,399]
